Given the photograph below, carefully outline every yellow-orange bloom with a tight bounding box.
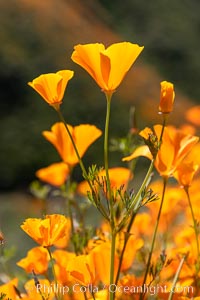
[67,254,96,286]
[42,122,102,165]
[21,214,71,247]
[185,105,200,126]
[24,279,55,300]
[71,42,144,94]
[28,70,74,110]
[159,81,175,114]
[0,278,18,300]
[174,160,199,188]
[36,162,70,186]
[123,125,199,178]
[77,167,132,196]
[17,246,49,274]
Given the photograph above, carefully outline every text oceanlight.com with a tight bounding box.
[32,283,194,296]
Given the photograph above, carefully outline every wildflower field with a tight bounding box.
[1,42,200,300]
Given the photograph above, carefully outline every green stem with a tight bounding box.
[47,247,59,300]
[56,108,88,179]
[167,254,187,300]
[109,229,116,300]
[104,93,112,207]
[103,92,116,300]
[184,187,200,272]
[56,108,108,218]
[140,176,168,300]
[115,212,136,285]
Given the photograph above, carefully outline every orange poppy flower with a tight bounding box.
[71,42,144,94]
[159,81,175,114]
[0,278,19,300]
[28,70,74,110]
[53,249,75,285]
[21,214,71,247]
[117,234,144,271]
[174,160,199,188]
[67,253,96,286]
[42,122,102,165]
[77,167,132,196]
[185,105,200,126]
[123,125,199,178]
[24,279,55,300]
[36,162,70,186]
[17,246,49,274]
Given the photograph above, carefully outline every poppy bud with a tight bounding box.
[159,81,175,114]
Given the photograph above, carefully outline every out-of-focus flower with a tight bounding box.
[116,234,144,271]
[71,42,144,94]
[24,279,55,300]
[0,278,19,300]
[0,230,4,245]
[179,124,196,136]
[36,162,70,186]
[28,70,74,110]
[159,81,175,114]
[77,167,132,196]
[174,160,199,188]
[67,253,96,286]
[21,214,71,247]
[17,246,49,274]
[53,250,75,285]
[42,122,102,165]
[123,125,199,178]
[185,105,200,126]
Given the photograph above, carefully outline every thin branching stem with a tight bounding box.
[184,187,200,272]
[168,254,187,300]
[140,176,168,300]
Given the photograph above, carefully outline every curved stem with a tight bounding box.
[47,247,59,300]
[140,176,168,300]
[56,109,88,179]
[56,108,109,219]
[103,92,116,300]
[168,254,187,300]
[184,187,200,272]
[104,93,112,208]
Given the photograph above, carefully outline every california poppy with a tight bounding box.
[71,42,144,94]
[0,279,19,300]
[28,70,74,110]
[123,125,199,178]
[67,253,96,286]
[185,105,200,126]
[77,167,132,196]
[36,162,70,186]
[21,214,71,247]
[174,160,199,188]
[42,122,102,165]
[159,81,175,114]
[17,246,49,274]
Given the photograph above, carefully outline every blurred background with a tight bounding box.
[1,0,200,267]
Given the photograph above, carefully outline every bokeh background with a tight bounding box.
[1,0,200,267]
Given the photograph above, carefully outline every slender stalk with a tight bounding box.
[32,270,46,300]
[167,254,187,300]
[140,176,168,300]
[47,247,59,300]
[115,213,136,285]
[56,108,109,219]
[109,229,116,300]
[103,92,116,300]
[104,93,112,205]
[184,187,200,272]
[56,108,88,179]
[117,159,155,234]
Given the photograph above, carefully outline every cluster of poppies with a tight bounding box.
[1,42,200,300]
